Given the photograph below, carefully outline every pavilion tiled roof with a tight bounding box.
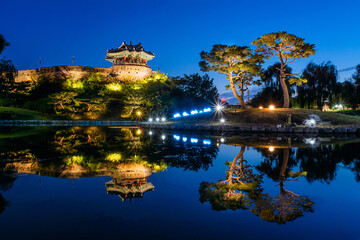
[107,41,154,56]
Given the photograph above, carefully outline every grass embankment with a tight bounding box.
[0,107,48,120]
[171,109,360,127]
[0,107,48,139]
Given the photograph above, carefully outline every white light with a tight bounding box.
[220,118,225,123]
[156,118,160,122]
[190,138,198,143]
[191,110,198,115]
[215,104,224,112]
[338,104,343,108]
[310,139,316,145]
[174,113,181,118]
[309,119,316,125]
[148,118,153,122]
[204,108,212,113]
[149,131,153,135]
[173,135,180,141]
[182,137,188,142]
[161,117,166,122]
[183,112,189,116]
[220,138,225,143]
[203,139,211,145]
[161,135,166,140]
[269,105,275,110]
[269,146,274,152]
[199,111,203,113]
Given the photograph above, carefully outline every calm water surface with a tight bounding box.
[0,127,360,240]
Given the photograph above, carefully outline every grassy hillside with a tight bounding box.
[170,108,360,126]
[0,107,48,120]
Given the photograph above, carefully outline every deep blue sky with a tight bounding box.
[1,0,360,93]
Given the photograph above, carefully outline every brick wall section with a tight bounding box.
[13,64,153,82]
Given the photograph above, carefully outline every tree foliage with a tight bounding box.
[296,62,338,110]
[200,44,262,108]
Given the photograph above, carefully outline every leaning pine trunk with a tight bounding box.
[229,76,247,108]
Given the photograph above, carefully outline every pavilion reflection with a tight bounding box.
[105,162,155,202]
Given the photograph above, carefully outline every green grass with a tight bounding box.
[0,127,45,139]
[170,108,360,126]
[0,107,48,120]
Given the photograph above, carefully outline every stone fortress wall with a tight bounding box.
[15,64,153,82]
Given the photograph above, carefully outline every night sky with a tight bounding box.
[1,0,360,94]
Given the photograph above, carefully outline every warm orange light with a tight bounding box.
[136,129,141,135]
[259,106,263,109]
[137,111,142,116]
[269,105,275,110]
[269,146,274,152]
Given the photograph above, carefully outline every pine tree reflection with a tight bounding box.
[199,147,314,224]
[199,146,262,211]
[252,148,314,224]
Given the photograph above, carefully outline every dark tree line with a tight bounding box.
[252,61,360,110]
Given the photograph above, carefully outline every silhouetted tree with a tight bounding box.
[299,62,338,110]
[0,34,9,55]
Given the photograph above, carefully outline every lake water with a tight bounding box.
[0,127,360,240]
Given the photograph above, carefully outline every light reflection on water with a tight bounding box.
[0,127,360,239]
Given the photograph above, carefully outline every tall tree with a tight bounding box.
[252,31,316,108]
[301,62,338,110]
[199,45,262,108]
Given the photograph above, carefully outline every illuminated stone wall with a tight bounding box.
[14,64,153,82]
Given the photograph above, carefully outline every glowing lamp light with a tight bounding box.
[309,119,316,125]
[136,129,141,135]
[220,138,225,143]
[148,118,153,122]
[191,110,199,115]
[182,137,188,142]
[269,105,275,110]
[309,139,316,145]
[203,139,211,145]
[220,118,225,124]
[149,131,153,135]
[190,138,198,143]
[203,108,212,113]
[215,105,223,111]
[174,113,181,118]
[156,118,160,122]
[183,112,189,116]
[137,111,142,116]
[199,111,203,113]
[222,98,226,102]
[161,117,166,122]
[269,146,275,152]
[173,135,180,141]
[259,106,263,109]
[161,135,166,140]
